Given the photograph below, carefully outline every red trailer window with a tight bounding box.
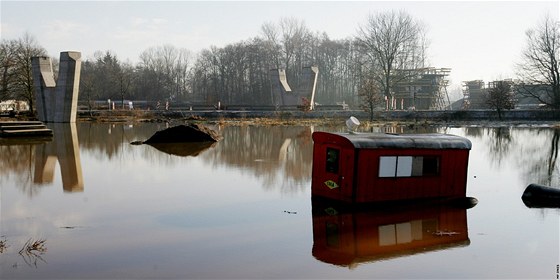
[326,148,340,173]
[421,156,440,176]
[379,156,440,177]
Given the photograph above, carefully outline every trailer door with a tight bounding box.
[312,144,355,202]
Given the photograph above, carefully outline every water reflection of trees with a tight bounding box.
[515,129,560,186]
[72,123,560,190]
[484,127,512,168]
[5,123,559,196]
[77,122,159,159]
[0,145,37,196]
[0,123,316,195]
[200,126,314,194]
[465,127,560,187]
[77,122,189,167]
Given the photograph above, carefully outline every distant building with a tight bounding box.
[393,67,451,110]
[514,83,550,109]
[462,79,547,109]
[462,80,487,109]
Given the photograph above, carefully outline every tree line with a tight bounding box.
[0,11,558,114]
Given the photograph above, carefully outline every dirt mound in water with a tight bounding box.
[143,124,221,144]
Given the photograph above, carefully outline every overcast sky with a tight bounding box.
[1,1,558,91]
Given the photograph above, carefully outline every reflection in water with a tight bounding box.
[465,127,560,187]
[545,130,559,185]
[35,123,83,192]
[1,123,314,195]
[1,123,559,278]
[147,142,216,157]
[113,124,314,193]
[4,123,560,195]
[200,125,314,193]
[311,200,470,268]
[0,123,83,194]
[485,127,512,168]
[0,142,43,196]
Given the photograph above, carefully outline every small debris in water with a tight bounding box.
[18,238,47,267]
[19,238,46,254]
[432,231,460,236]
[0,236,8,253]
[283,210,297,214]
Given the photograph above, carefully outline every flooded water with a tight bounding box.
[0,122,558,279]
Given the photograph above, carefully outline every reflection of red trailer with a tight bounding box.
[311,132,472,203]
[311,201,470,267]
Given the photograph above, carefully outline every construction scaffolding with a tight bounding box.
[462,80,486,109]
[393,67,451,110]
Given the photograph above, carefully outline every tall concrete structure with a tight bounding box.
[270,66,319,110]
[296,66,319,110]
[270,69,293,107]
[32,51,82,123]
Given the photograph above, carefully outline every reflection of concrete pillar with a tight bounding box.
[33,143,57,184]
[53,123,83,192]
[278,139,292,162]
[31,51,81,123]
[33,123,83,192]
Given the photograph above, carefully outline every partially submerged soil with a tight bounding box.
[143,124,222,143]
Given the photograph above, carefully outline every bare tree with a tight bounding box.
[260,17,311,80]
[517,14,560,108]
[358,77,384,121]
[12,33,46,113]
[116,61,134,109]
[138,45,192,102]
[260,21,281,69]
[0,39,20,102]
[79,60,96,114]
[356,10,427,109]
[486,80,516,120]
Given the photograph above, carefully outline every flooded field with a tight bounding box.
[0,122,558,279]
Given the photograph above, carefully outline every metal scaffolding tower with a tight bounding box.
[393,67,451,110]
[462,80,486,109]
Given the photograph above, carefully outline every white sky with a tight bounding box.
[1,0,559,90]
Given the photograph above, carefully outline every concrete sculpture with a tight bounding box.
[32,51,82,123]
[270,66,318,110]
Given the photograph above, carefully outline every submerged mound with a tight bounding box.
[143,124,221,144]
[131,124,222,157]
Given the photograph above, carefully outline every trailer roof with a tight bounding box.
[314,132,472,150]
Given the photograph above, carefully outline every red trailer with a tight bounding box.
[311,131,472,203]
